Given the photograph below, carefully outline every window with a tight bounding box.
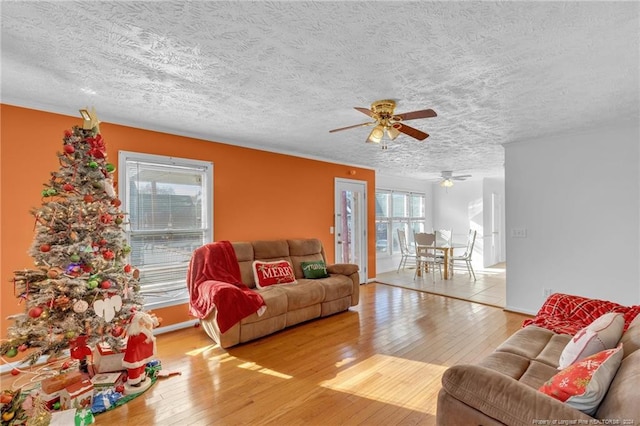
[119,151,213,309]
[375,190,426,255]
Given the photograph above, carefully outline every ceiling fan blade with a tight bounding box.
[452,174,472,180]
[394,123,429,141]
[354,107,375,118]
[395,108,437,121]
[329,122,375,133]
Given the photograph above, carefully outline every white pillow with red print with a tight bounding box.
[558,312,624,369]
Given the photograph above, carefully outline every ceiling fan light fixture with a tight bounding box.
[386,125,400,140]
[440,178,454,188]
[366,124,385,144]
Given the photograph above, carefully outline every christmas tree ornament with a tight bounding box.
[105,163,116,172]
[69,253,81,262]
[46,188,58,196]
[100,280,112,289]
[28,306,43,318]
[88,161,98,169]
[73,299,89,313]
[18,344,28,352]
[83,194,94,203]
[63,183,74,192]
[63,144,75,154]
[39,244,51,252]
[5,347,18,358]
[87,279,99,289]
[111,198,122,207]
[103,250,115,260]
[11,368,20,376]
[123,264,132,273]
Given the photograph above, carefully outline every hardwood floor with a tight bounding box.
[376,263,507,308]
[2,284,530,425]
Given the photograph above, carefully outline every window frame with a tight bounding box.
[118,151,213,309]
[375,189,426,256]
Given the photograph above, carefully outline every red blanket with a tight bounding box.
[187,241,265,333]
[523,293,640,335]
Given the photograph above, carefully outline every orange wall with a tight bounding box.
[0,104,376,357]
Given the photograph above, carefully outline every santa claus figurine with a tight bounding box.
[122,311,158,395]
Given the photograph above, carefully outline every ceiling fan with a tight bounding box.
[329,99,437,149]
[440,171,472,188]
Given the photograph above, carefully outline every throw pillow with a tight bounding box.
[252,260,296,289]
[558,312,625,369]
[539,344,623,415]
[301,261,329,279]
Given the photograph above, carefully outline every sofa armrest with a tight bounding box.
[441,364,593,425]
[326,263,358,276]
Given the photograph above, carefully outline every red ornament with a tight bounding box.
[111,198,122,207]
[63,183,74,192]
[63,144,75,154]
[103,250,115,260]
[40,244,51,252]
[28,306,43,318]
[82,264,93,273]
[11,368,20,376]
[115,385,125,393]
[100,280,111,289]
[98,239,108,246]
[111,326,124,337]
[83,194,94,203]
[124,264,132,273]
[18,344,28,352]
[100,214,113,224]
[64,129,72,138]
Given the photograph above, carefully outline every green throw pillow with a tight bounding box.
[301,261,330,279]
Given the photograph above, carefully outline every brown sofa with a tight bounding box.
[199,238,359,348]
[437,309,640,425]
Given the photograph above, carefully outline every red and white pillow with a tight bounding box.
[252,260,297,289]
[540,344,623,415]
[558,312,625,369]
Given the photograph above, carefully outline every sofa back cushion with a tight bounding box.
[232,242,257,288]
[287,239,326,279]
[619,314,640,359]
[595,349,640,420]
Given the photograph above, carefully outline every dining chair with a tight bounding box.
[435,229,453,246]
[451,229,477,281]
[396,229,416,272]
[413,232,443,280]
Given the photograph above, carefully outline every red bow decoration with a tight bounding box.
[87,134,106,159]
[70,334,92,360]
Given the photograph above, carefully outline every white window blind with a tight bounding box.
[119,151,213,309]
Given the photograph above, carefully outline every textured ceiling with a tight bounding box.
[2,1,639,181]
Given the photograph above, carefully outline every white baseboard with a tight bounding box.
[504,305,537,316]
[0,320,200,375]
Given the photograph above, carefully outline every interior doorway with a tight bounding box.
[334,178,367,283]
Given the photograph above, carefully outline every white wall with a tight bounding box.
[504,124,640,314]
[432,180,484,266]
[431,178,506,268]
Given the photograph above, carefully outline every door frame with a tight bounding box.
[334,178,367,282]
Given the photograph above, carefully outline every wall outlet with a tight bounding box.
[543,288,553,298]
[511,228,527,238]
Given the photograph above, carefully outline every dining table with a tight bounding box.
[416,241,467,279]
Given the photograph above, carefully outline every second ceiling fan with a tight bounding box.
[329,99,437,148]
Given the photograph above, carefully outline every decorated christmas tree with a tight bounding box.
[1,109,144,366]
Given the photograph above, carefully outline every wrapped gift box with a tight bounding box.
[35,388,62,410]
[60,379,94,410]
[92,342,126,373]
[41,370,83,394]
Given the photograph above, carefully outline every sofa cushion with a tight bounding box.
[288,239,326,279]
[495,326,557,360]
[241,286,288,325]
[595,349,640,421]
[279,280,325,310]
[539,344,623,415]
[315,274,353,301]
[253,260,297,289]
[301,260,330,279]
[558,312,625,369]
[619,314,640,359]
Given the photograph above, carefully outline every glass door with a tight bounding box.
[334,178,367,283]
